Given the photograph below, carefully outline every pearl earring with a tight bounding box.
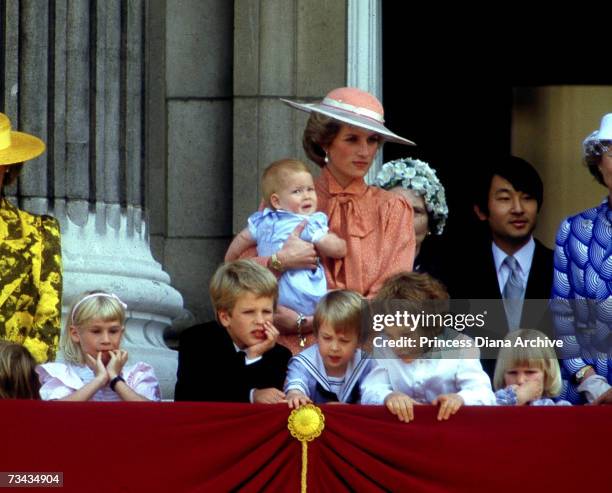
[324,153,329,164]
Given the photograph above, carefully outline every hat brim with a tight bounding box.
[281,99,416,146]
[0,131,46,165]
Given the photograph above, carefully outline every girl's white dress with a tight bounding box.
[36,362,161,401]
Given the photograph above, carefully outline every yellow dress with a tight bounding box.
[0,198,62,362]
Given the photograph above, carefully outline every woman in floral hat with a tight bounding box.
[375,157,448,278]
[0,112,62,363]
[552,113,612,405]
[232,87,417,352]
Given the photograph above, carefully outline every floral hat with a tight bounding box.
[281,87,416,146]
[375,157,448,235]
[583,113,612,157]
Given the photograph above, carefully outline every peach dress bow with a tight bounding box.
[316,167,415,297]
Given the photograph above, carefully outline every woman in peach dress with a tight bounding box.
[232,87,416,352]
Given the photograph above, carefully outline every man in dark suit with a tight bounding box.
[447,156,554,377]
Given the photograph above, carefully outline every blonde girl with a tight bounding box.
[36,291,160,401]
[493,329,570,406]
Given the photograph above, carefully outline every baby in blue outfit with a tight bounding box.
[226,159,346,316]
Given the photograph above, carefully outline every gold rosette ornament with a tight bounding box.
[288,404,325,493]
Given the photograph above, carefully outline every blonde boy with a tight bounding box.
[284,290,373,408]
[175,260,291,403]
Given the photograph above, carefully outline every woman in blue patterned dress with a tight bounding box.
[552,113,612,404]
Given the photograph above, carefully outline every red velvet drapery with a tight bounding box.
[0,401,609,492]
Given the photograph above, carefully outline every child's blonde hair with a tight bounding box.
[210,260,278,316]
[313,290,365,342]
[261,159,312,208]
[61,291,127,365]
[0,341,41,399]
[493,329,563,397]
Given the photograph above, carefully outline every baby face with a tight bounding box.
[271,171,317,215]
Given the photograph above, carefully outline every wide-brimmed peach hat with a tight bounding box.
[0,112,45,165]
[281,87,416,146]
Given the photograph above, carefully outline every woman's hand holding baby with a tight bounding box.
[277,222,318,271]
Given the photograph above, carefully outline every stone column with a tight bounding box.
[232,0,348,232]
[146,0,234,325]
[347,0,383,180]
[1,0,183,399]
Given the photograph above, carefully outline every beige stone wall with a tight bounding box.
[233,0,347,232]
[147,0,348,324]
[147,0,234,324]
[512,86,612,248]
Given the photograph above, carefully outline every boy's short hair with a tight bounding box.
[473,155,544,214]
[493,329,563,397]
[313,290,365,342]
[261,159,311,207]
[210,260,278,315]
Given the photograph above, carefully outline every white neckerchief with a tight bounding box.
[294,345,369,403]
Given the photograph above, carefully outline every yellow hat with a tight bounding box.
[0,112,45,165]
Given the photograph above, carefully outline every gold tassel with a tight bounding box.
[287,404,325,493]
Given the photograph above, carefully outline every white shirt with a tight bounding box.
[233,343,261,403]
[361,358,495,406]
[360,342,496,406]
[492,236,535,295]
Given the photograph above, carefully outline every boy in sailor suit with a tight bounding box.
[285,290,373,407]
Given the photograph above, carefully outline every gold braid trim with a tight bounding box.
[287,404,325,493]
